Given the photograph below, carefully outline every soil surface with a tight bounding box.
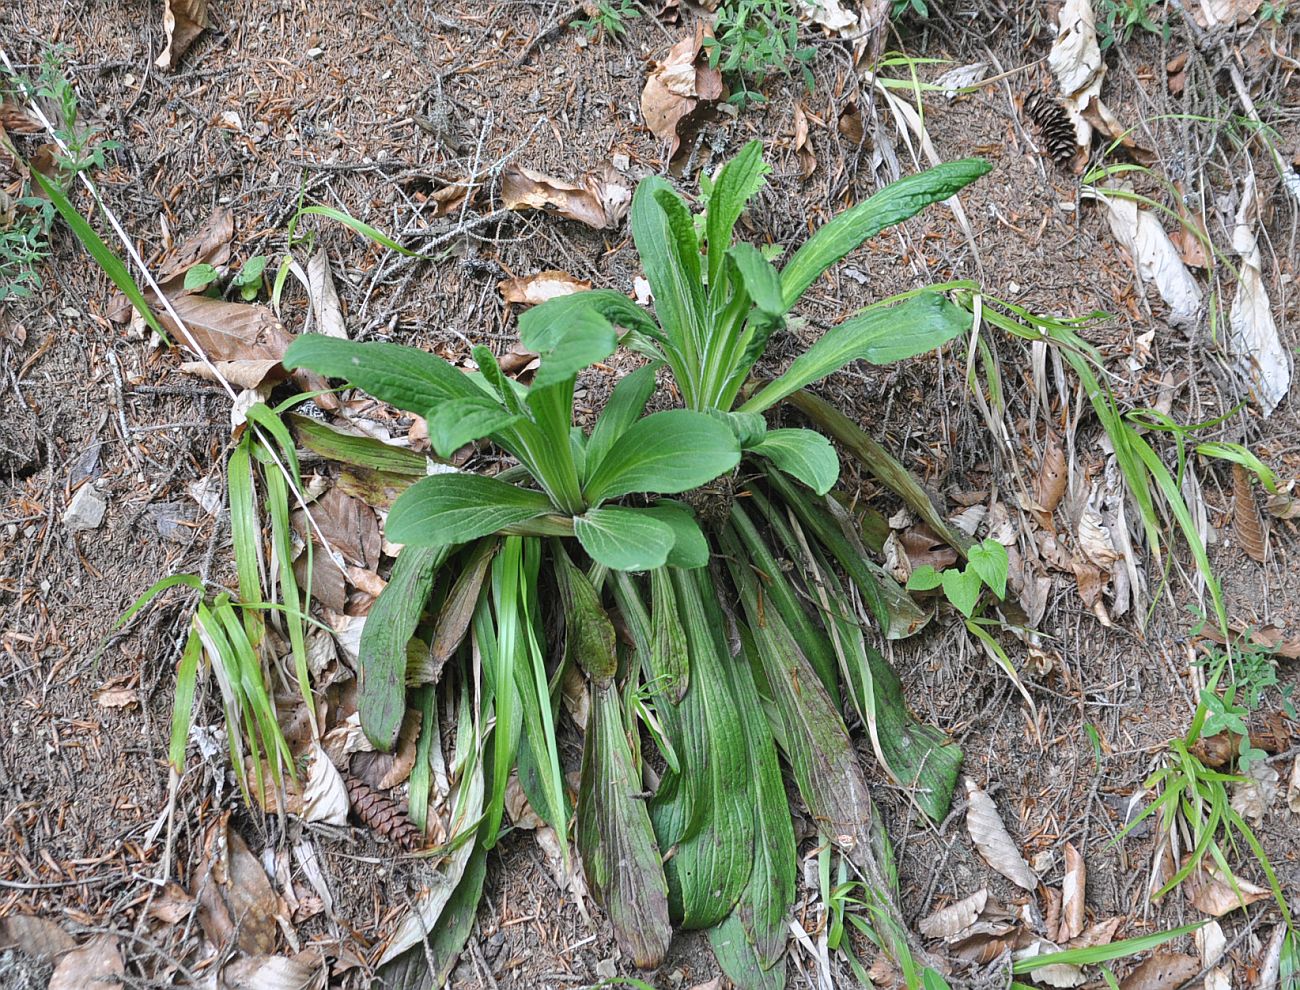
[2,2,1299,989]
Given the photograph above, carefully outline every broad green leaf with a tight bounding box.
[632,177,706,382]
[574,506,676,572]
[941,566,982,618]
[283,335,481,415]
[708,913,786,990]
[642,500,710,570]
[585,363,660,481]
[968,538,1009,599]
[653,568,754,929]
[184,263,218,290]
[32,171,166,340]
[518,289,662,355]
[709,409,768,447]
[778,157,991,308]
[705,139,770,289]
[577,680,672,968]
[386,474,555,547]
[907,565,943,591]
[725,242,784,321]
[583,409,740,505]
[531,315,618,389]
[742,293,968,413]
[751,428,839,495]
[358,545,450,750]
[425,394,524,458]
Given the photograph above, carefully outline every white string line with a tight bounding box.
[0,46,348,578]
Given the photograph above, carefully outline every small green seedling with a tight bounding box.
[906,537,1008,618]
[1096,0,1168,49]
[573,0,640,41]
[705,0,817,106]
[892,0,930,18]
[185,254,268,300]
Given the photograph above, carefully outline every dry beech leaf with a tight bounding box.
[350,708,422,792]
[1059,842,1086,941]
[919,889,988,938]
[1014,939,1086,988]
[1036,437,1068,515]
[307,246,348,339]
[1229,176,1290,416]
[498,269,592,306]
[964,778,1037,890]
[1095,186,1203,331]
[501,165,631,230]
[505,774,545,830]
[0,915,76,961]
[793,103,816,180]
[1230,759,1279,824]
[1069,915,1124,949]
[196,812,287,955]
[640,25,725,158]
[48,936,124,990]
[1232,463,1268,563]
[1185,864,1270,916]
[180,358,286,390]
[147,882,197,924]
[933,61,988,100]
[1196,0,1264,26]
[1119,952,1200,990]
[1196,920,1229,990]
[95,684,139,709]
[1049,0,1103,96]
[302,744,349,825]
[222,951,327,990]
[156,0,207,70]
[797,0,857,32]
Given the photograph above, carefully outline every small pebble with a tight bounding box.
[63,484,106,533]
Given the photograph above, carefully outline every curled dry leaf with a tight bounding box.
[797,0,857,32]
[640,25,725,159]
[793,103,816,180]
[1289,755,1300,814]
[1069,915,1124,949]
[1048,0,1106,163]
[1185,863,1270,916]
[964,778,1037,891]
[196,812,287,956]
[1119,952,1200,990]
[498,269,592,306]
[1229,176,1290,416]
[1059,842,1086,942]
[1196,0,1264,27]
[47,936,124,990]
[501,164,631,230]
[306,246,348,339]
[1232,462,1268,563]
[94,684,139,709]
[302,744,349,825]
[919,889,988,938]
[1196,920,1229,990]
[933,62,989,100]
[1230,759,1279,824]
[222,951,327,990]
[1014,939,1087,988]
[1035,437,1068,516]
[156,0,207,70]
[1095,186,1203,331]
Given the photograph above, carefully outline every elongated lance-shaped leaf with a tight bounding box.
[708,912,786,990]
[555,546,618,684]
[742,292,968,414]
[425,393,525,458]
[749,428,839,496]
[760,468,921,637]
[652,568,755,929]
[610,570,683,747]
[786,389,974,558]
[631,177,707,402]
[288,412,432,476]
[577,677,673,968]
[704,138,769,291]
[650,567,689,702]
[283,335,484,414]
[728,494,840,702]
[723,648,797,969]
[787,512,961,822]
[359,545,451,750]
[718,517,898,906]
[387,473,556,547]
[422,540,498,684]
[778,157,991,309]
[169,626,203,774]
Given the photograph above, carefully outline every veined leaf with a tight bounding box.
[750,428,839,495]
[709,913,786,990]
[742,292,968,414]
[641,501,710,570]
[650,567,689,702]
[653,568,754,929]
[709,409,768,447]
[968,538,1009,599]
[577,679,672,968]
[169,628,203,774]
[725,242,784,321]
[705,139,770,290]
[585,363,660,482]
[778,157,991,309]
[556,548,619,684]
[518,288,662,355]
[574,506,676,572]
[530,315,618,390]
[582,409,740,505]
[288,413,430,476]
[283,335,481,415]
[386,474,555,547]
[425,394,524,458]
[358,545,451,750]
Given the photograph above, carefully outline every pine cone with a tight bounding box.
[1023,90,1078,169]
[344,775,423,851]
